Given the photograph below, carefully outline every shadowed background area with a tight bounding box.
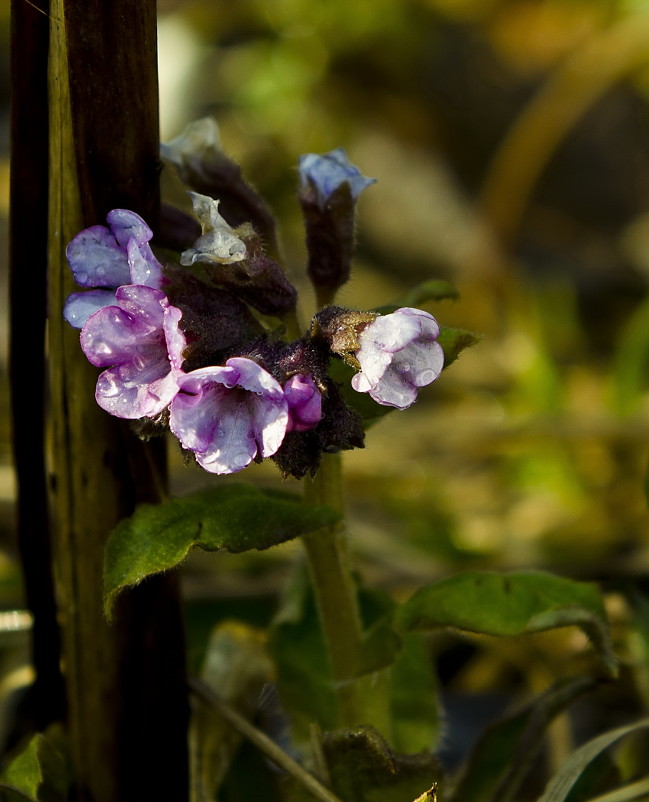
[3,0,649,791]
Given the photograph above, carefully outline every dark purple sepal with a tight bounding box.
[164,269,264,373]
[300,180,356,299]
[271,379,364,479]
[202,224,297,317]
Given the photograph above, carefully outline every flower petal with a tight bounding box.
[95,362,180,419]
[80,285,184,419]
[126,238,165,288]
[283,374,322,432]
[298,148,376,208]
[164,305,187,372]
[169,359,288,474]
[351,307,444,409]
[106,209,154,248]
[63,289,118,329]
[66,226,131,287]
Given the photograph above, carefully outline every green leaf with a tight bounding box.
[0,785,35,802]
[389,633,440,754]
[395,571,616,676]
[537,719,649,802]
[104,484,340,617]
[323,726,441,802]
[449,676,597,802]
[268,564,342,742]
[437,325,482,368]
[380,280,460,309]
[0,729,69,802]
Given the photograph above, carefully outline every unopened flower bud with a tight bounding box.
[298,148,375,303]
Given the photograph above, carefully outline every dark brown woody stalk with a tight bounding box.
[10,0,66,732]
[47,2,188,800]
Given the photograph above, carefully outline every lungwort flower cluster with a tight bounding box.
[66,129,446,477]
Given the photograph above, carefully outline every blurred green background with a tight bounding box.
[3,0,649,775]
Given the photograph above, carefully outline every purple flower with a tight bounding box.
[283,374,323,432]
[351,307,444,409]
[64,209,165,328]
[298,148,376,210]
[80,285,186,419]
[169,357,288,474]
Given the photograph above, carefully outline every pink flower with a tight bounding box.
[283,374,323,432]
[351,307,444,409]
[64,210,165,328]
[169,357,288,474]
[80,285,186,419]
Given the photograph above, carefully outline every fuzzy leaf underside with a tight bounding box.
[395,571,616,676]
[104,484,340,617]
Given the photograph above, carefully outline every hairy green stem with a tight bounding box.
[303,454,392,735]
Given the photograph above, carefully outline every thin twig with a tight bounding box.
[189,678,344,802]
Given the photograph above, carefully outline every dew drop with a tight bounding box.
[417,369,435,385]
[76,271,88,284]
[98,376,120,397]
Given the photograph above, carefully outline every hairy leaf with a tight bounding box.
[323,726,441,802]
[104,484,340,617]
[400,279,460,305]
[378,280,460,310]
[436,325,482,368]
[395,571,616,676]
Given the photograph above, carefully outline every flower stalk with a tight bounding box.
[303,453,392,736]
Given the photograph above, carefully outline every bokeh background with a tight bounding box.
[4,0,649,782]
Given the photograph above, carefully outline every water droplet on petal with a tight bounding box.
[233,452,251,467]
[417,369,435,385]
[98,376,120,397]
